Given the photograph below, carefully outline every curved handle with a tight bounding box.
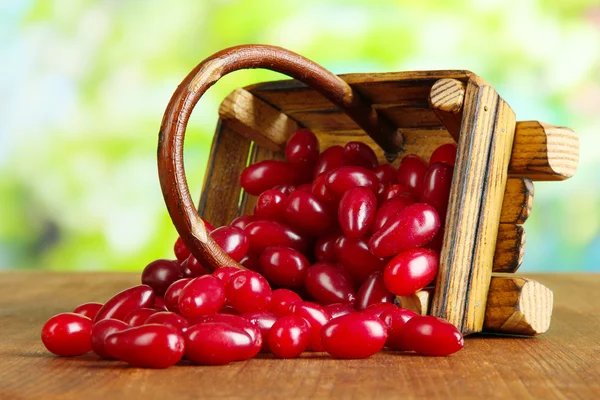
[158,44,402,271]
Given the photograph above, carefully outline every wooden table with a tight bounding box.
[1,272,599,399]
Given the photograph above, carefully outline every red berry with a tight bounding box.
[338,187,377,239]
[239,254,262,272]
[41,313,93,357]
[363,302,398,318]
[226,270,272,313]
[268,288,303,317]
[397,154,427,196]
[304,263,356,306]
[173,237,191,262]
[311,172,338,210]
[429,143,457,166]
[123,308,157,327]
[211,226,249,262]
[287,301,331,351]
[272,184,297,196]
[260,246,309,288]
[369,203,440,258]
[178,275,226,318]
[372,164,398,187]
[153,296,167,311]
[73,302,103,320]
[105,324,184,368]
[314,232,341,263]
[181,255,209,277]
[245,220,310,254]
[283,191,333,235]
[321,312,387,359]
[355,272,394,310]
[325,166,379,198]
[342,141,378,170]
[254,189,287,221]
[94,285,154,323]
[285,129,320,168]
[163,278,192,314]
[231,215,256,230]
[241,311,278,352]
[380,307,418,351]
[373,193,416,232]
[241,160,303,195]
[184,322,254,365]
[212,266,241,285]
[314,145,344,178]
[141,259,183,296]
[145,312,189,334]
[90,318,129,358]
[420,162,453,222]
[383,248,439,296]
[382,183,409,201]
[268,315,310,358]
[334,236,387,284]
[403,316,464,356]
[324,303,356,319]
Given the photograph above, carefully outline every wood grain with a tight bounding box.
[1,272,598,400]
[484,276,553,335]
[429,78,466,140]
[499,178,534,224]
[493,225,526,273]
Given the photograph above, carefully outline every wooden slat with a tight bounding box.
[484,276,553,335]
[198,121,251,227]
[509,121,579,181]
[500,178,534,224]
[218,88,299,151]
[429,78,466,140]
[493,225,526,273]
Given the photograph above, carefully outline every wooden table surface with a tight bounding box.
[1,272,599,400]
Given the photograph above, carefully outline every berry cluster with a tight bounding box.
[41,130,463,368]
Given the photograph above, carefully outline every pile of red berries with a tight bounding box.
[41,130,464,368]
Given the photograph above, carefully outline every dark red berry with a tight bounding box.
[141,259,183,296]
[355,272,394,310]
[90,318,129,358]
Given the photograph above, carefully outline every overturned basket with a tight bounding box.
[158,45,579,336]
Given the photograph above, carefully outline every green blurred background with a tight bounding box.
[1,0,599,272]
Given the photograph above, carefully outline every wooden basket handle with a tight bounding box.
[158,44,402,271]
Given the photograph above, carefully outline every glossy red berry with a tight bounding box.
[324,303,356,319]
[254,189,287,221]
[231,215,256,230]
[239,254,262,272]
[268,288,303,317]
[94,285,154,323]
[338,187,377,239]
[173,237,191,262]
[105,324,184,368]
[403,316,464,356]
[355,272,394,310]
[272,184,296,196]
[363,302,398,318]
[245,220,310,254]
[380,307,418,351]
[178,275,226,318]
[260,246,309,288]
[429,143,457,166]
[334,236,387,284]
[181,255,209,277]
[373,193,416,232]
[314,232,341,263]
[304,263,356,306]
[241,160,303,195]
[41,313,93,356]
[342,141,378,170]
[268,315,310,358]
[382,183,409,201]
[283,191,333,235]
[189,314,262,359]
[184,322,254,365]
[369,203,440,258]
[242,311,278,352]
[314,145,344,177]
[383,248,439,296]
[420,162,453,222]
[90,318,129,358]
[325,166,379,198]
[287,301,331,351]
[285,129,320,168]
[211,226,249,262]
[141,259,183,296]
[145,312,189,334]
[397,154,428,196]
[163,278,192,314]
[226,270,272,313]
[123,308,157,327]
[372,164,398,187]
[153,296,167,311]
[321,312,387,359]
[311,172,338,210]
[212,266,241,285]
[73,302,103,320]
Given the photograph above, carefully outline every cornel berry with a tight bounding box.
[41,134,465,367]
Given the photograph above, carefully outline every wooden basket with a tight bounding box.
[157,45,579,336]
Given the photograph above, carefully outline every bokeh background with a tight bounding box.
[1,0,599,272]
